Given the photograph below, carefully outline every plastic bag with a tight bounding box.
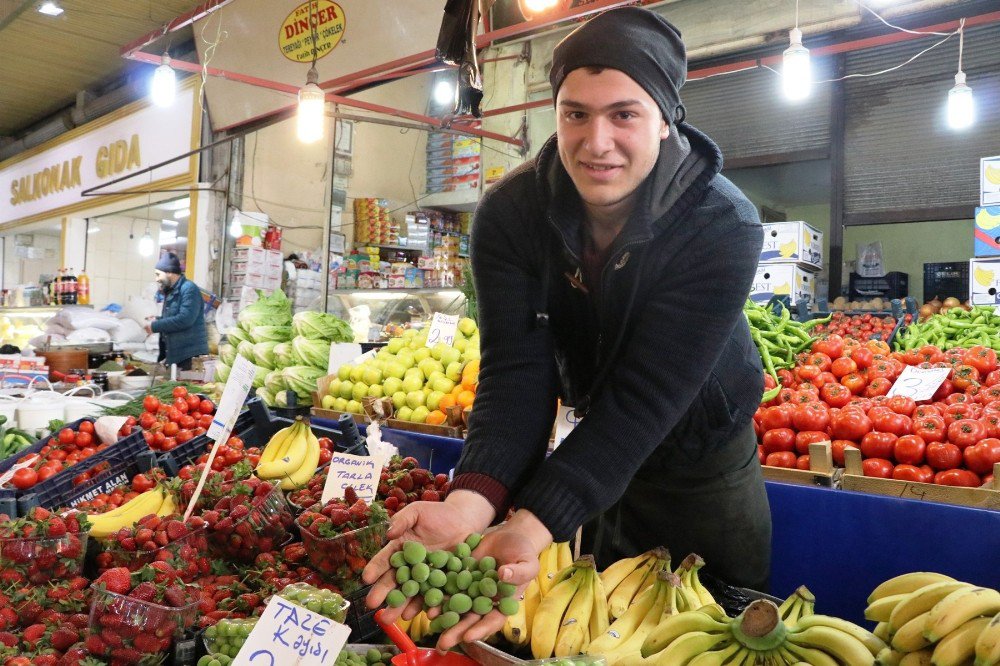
[435,0,485,116]
[856,242,885,278]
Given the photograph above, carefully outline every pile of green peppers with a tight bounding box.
[743,300,825,402]
[894,305,1000,351]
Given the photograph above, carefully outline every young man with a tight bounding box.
[146,252,209,371]
[364,7,769,647]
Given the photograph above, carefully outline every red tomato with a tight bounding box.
[812,335,844,359]
[926,442,963,470]
[806,353,833,373]
[143,395,161,413]
[760,405,793,430]
[80,447,96,457]
[868,361,895,381]
[199,414,214,429]
[78,421,95,435]
[887,396,916,416]
[952,365,981,391]
[57,428,75,445]
[795,431,830,455]
[933,379,955,402]
[132,473,155,492]
[762,429,796,455]
[947,419,986,449]
[841,373,867,395]
[831,410,872,441]
[963,437,1000,475]
[74,432,93,448]
[862,458,894,478]
[943,403,975,427]
[917,345,945,364]
[846,398,873,414]
[765,452,798,468]
[193,427,207,437]
[172,386,188,398]
[831,357,858,379]
[795,455,812,470]
[872,411,912,437]
[179,415,196,430]
[865,377,892,398]
[185,394,201,411]
[985,370,1000,387]
[892,464,928,482]
[166,407,183,423]
[894,434,927,465]
[820,383,851,408]
[198,399,215,414]
[139,412,157,430]
[162,421,180,437]
[792,403,829,432]
[830,440,858,466]
[11,468,38,489]
[173,398,190,414]
[914,405,942,419]
[964,346,998,375]
[143,431,155,446]
[861,431,897,459]
[36,466,58,482]
[851,347,875,370]
[161,437,177,451]
[934,469,981,487]
[796,364,821,382]
[776,388,796,405]
[981,414,1000,439]
[945,392,973,405]
[227,437,244,450]
[981,386,1000,404]
[176,429,193,444]
[223,448,243,465]
[48,449,67,461]
[811,372,837,389]
[757,445,766,465]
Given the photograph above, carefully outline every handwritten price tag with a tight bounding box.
[425,313,459,348]
[553,405,581,450]
[232,596,351,666]
[887,365,951,401]
[208,355,256,441]
[321,452,382,504]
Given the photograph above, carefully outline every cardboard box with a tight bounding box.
[750,262,816,304]
[760,221,823,269]
[982,156,1000,206]
[974,206,1000,257]
[969,258,1000,305]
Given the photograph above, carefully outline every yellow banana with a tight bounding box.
[607,556,656,620]
[588,577,660,656]
[697,604,729,623]
[644,630,731,665]
[554,567,594,657]
[788,625,876,666]
[600,552,653,598]
[931,616,991,666]
[793,614,886,657]
[260,420,298,464]
[874,622,892,643]
[867,593,911,623]
[899,650,933,665]
[641,610,732,657]
[279,423,321,490]
[556,541,573,572]
[258,421,310,480]
[686,642,743,666]
[598,574,669,661]
[869,573,957,604]
[589,563,610,640]
[890,581,974,631]
[975,611,1000,666]
[502,581,533,648]
[784,641,840,666]
[537,543,559,597]
[156,491,177,517]
[891,611,932,653]
[531,567,584,659]
[925,587,1000,642]
[87,487,165,538]
[395,616,412,635]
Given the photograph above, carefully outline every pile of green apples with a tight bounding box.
[320,317,479,421]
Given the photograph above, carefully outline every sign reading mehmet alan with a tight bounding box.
[0,85,196,226]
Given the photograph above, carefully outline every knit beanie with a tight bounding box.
[549,6,687,124]
[155,252,182,274]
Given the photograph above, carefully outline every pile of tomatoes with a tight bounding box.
[128,386,217,453]
[755,335,1000,487]
[5,421,112,490]
[810,312,912,341]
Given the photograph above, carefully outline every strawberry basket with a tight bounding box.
[204,483,295,562]
[94,517,210,583]
[87,586,199,662]
[0,531,89,585]
[295,497,389,594]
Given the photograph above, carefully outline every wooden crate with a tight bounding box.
[761,441,839,487]
[842,449,1000,510]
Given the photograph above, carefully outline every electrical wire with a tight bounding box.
[198,6,227,111]
[957,18,965,72]
[855,0,954,37]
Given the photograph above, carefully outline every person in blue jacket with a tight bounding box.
[145,252,208,370]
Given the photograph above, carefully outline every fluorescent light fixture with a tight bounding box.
[38,2,63,16]
[151,54,176,107]
[161,219,179,227]
[173,208,190,219]
[297,66,325,144]
[947,71,974,130]
[87,227,100,234]
[433,80,455,106]
[158,198,190,211]
[782,28,812,101]
[138,231,155,257]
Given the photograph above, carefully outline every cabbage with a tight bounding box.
[238,290,292,330]
[215,362,231,383]
[252,364,269,388]
[291,336,330,369]
[218,344,236,366]
[252,341,279,369]
[237,340,256,361]
[275,391,289,409]
[249,325,292,344]
[227,327,249,347]
[264,370,286,394]
[292,311,354,342]
[273,342,294,368]
[256,387,275,406]
[281,365,326,400]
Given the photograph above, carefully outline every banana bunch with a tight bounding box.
[395,611,434,644]
[537,541,575,596]
[86,486,176,538]
[778,586,816,627]
[862,572,1000,666]
[530,556,608,660]
[601,547,672,620]
[586,570,679,665]
[255,417,321,490]
[502,541,573,649]
[638,597,884,666]
[675,554,717,612]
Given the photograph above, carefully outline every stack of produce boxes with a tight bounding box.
[230,246,283,312]
[353,198,398,246]
[969,155,1000,304]
[750,221,823,306]
[425,128,480,194]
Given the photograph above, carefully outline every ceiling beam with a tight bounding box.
[0,0,36,34]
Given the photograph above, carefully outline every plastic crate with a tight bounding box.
[345,585,382,643]
[17,427,154,515]
[848,271,909,300]
[924,261,970,302]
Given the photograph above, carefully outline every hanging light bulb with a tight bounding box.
[297,66,325,143]
[782,28,812,101]
[151,54,176,107]
[138,229,155,257]
[229,212,244,238]
[520,0,559,16]
[434,80,455,107]
[947,72,974,130]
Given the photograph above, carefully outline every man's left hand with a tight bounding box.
[144,322,153,335]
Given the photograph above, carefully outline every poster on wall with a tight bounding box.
[983,156,1000,206]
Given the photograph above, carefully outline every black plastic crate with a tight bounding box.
[848,271,908,300]
[924,261,970,302]
[345,584,382,642]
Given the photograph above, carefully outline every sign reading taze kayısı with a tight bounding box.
[0,85,196,226]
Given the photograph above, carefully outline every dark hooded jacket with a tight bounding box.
[450,123,764,541]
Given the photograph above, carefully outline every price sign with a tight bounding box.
[553,405,581,450]
[232,596,351,666]
[321,452,382,504]
[425,313,459,348]
[887,365,951,401]
[208,355,257,441]
[327,342,362,375]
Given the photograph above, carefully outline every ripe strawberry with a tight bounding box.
[420,489,440,502]
[31,653,58,666]
[50,627,79,652]
[22,623,47,645]
[0,631,17,647]
[68,614,89,630]
[128,582,157,602]
[132,633,163,655]
[344,486,359,504]
[84,634,106,656]
[94,567,132,595]
[46,517,67,538]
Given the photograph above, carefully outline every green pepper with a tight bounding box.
[761,385,781,403]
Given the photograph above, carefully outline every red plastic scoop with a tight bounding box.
[374,609,480,666]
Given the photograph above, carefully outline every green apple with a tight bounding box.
[352,382,369,401]
[339,381,355,400]
[440,347,461,367]
[462,348,480,362]
[346,400,363,414]
[333,397,349,411]
[406,390,426,409]
[469,334,480,347]
[384,361,406,380]
[445,361,464,382]
[413,347,431,362]
[349,365,365,382]
[402,329,417,339]
[367,384,384,398]
[383,377,403,396]
[410,406,430,424]
[363,368,383,386]
[321,394,336,409]
[391,391,407,410]
[427,390,445,411]
[431,343,451,361]
[396,354,415,370]
[418,359,444,380]
[402,374,424,393]
[337,365,352,381]
[376,349,393,361]
[427,371,446,385]
[432,377,455,394]
[327,378,342,397]
[396,406,414,421]
[387,338,405,353]
[453,338,468,353]
[458,317,477,336]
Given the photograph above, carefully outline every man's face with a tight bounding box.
[556,68,669,215]
[155,270,175,289]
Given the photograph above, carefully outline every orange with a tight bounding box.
[456,390,476,409]
[461,359,480,380]
[438,394,457,410]
[425,410,447,426]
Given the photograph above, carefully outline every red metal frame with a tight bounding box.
[120,0,236,58]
